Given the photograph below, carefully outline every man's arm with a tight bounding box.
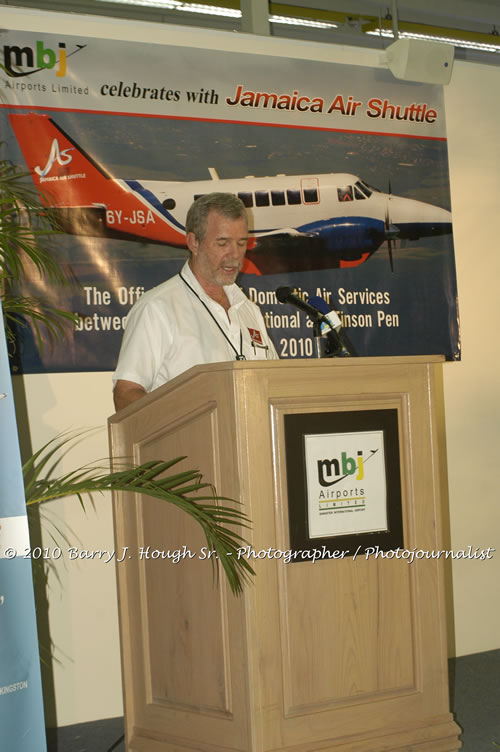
[113,379,146,411]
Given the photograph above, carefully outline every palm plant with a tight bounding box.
[1,155,254,594]
[0,157,77,348]
[24,432,253,593]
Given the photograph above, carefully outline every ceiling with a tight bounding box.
[2,0,500,64]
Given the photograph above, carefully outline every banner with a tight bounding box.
[0,304,46,751]
[0,29,460,373]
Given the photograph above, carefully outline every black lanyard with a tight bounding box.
[179,271,246,361]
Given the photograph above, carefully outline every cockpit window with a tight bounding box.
[358,180,380,195]
[354,186,366,200]
[355,181,370,198]
[337,186,353,202]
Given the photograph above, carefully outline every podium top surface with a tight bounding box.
[109,355,444,422]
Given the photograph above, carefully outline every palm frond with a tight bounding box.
[2,295,78,349]
[0,161,46,205]
[23,433,255,595]
[0,221,71,286]
[0,162,71,286]
[0,154,80,349]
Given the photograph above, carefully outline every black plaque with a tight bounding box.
[284,409,404,560]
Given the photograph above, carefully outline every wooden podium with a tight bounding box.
[108,357,461,752]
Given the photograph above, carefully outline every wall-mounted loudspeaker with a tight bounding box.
[385,38,454,85]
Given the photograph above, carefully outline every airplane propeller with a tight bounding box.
[384,180,399,272]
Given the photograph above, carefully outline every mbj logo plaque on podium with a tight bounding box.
[284,409,404,558]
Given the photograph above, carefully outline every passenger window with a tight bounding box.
[271,190,286,206]
[255,191,270,207]
[286,189,301,205]
[238,192,253,208]
[303,188,319,203]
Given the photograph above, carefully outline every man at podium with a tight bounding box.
[113,192,278,410]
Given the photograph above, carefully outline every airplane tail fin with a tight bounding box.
[8,112,187,246]
[8,113,112,208]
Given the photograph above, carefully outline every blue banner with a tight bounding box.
[0,304,46,752]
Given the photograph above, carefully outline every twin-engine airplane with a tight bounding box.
[9,112,452,274]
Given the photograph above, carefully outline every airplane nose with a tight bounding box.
[390,196,451,222]
[388,197,452,240]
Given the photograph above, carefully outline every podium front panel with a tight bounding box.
[109,358,461,752]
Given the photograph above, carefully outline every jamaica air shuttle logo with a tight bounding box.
[35,139,74,179]
[2,40,86,78]
[304,430,388,538]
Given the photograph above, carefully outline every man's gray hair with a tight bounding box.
[186,192,247,241]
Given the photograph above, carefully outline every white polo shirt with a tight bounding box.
[113,262,278,392]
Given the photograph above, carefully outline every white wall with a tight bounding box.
[19,373,121,725]
[5,6,500,727]
[443,62,500,654]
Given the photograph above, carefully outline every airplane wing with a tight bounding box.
[254,227,306,239]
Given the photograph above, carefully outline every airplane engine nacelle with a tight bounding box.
[300,217,385,257]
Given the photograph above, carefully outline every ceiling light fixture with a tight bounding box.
[177,3,241,17]
[97,0,182,8]
[270,15,337,30]
[95,1,500,54]
[364,21,500,54]
[97,0,340,28]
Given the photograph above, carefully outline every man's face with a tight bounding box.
[188,210,248,291]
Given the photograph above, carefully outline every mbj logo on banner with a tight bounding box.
[304,431,388,538]
[2,39,86,79]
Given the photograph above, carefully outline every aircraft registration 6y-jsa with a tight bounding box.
[9,112,452,274]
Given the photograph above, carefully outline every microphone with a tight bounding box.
[308,295,342,333]
[308,295,352,356]
[276,287,352,358]
[276,286,328,323]
[276,287,340,333]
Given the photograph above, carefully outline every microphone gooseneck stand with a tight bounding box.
[276,286,353,359]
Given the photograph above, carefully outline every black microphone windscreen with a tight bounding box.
[276,286,293,303]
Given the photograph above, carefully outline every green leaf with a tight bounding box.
[0,152,81,349]
[23,432,255,594]
[2,295,78,349]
